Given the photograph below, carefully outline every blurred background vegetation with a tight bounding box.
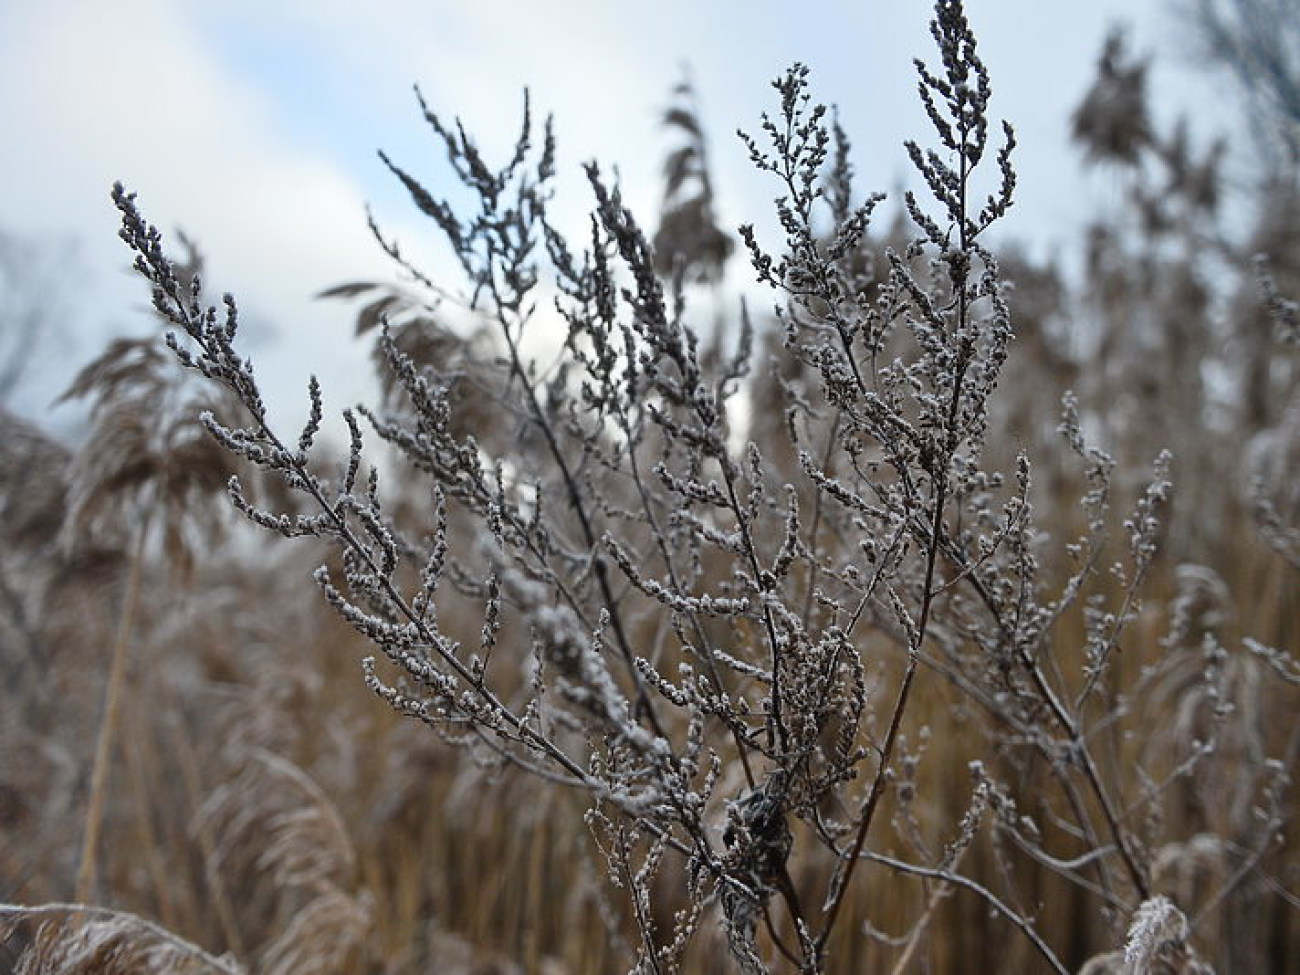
[1,1,1298,971]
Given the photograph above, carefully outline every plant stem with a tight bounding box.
[75,516,149,903]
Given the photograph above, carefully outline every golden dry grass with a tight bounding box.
[3,10,1300,970]
[2,368,1296,973]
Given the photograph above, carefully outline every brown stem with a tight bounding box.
[75,516,150,903]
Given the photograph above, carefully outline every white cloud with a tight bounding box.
[0,0,1237,435]
[0,0,396,427]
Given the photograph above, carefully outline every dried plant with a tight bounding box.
[0,903,244,975]
[107,2,1025,966]
[652,72,734,286]
[55,235,247,904]
[5,0,1296,972]
[196,748,370,974]
[1077,895,1215,975]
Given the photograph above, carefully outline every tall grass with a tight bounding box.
[2,1,1297,971]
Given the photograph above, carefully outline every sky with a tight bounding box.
[0,0,1235,436]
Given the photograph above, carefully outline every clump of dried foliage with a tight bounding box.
[1,1,1297,972]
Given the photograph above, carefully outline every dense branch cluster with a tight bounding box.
[81,1,1298,972]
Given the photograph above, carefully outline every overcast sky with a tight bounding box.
[0,0,1232,434]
